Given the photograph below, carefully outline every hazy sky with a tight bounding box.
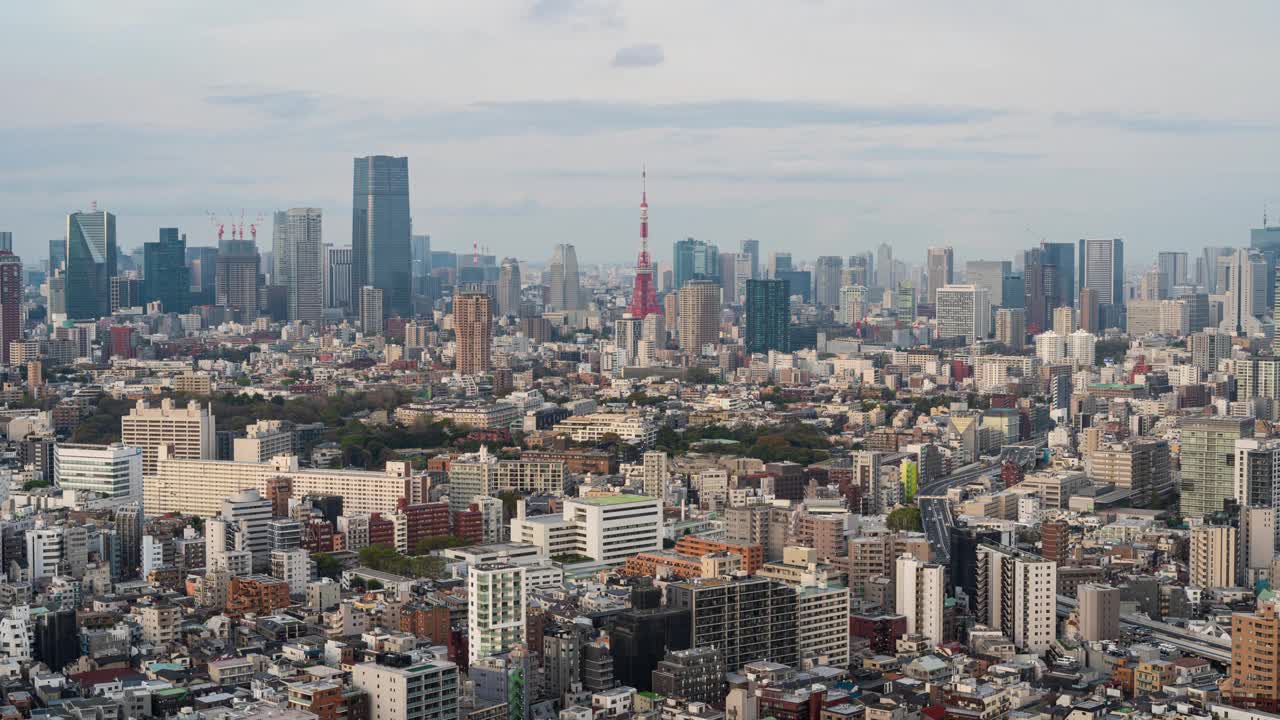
[4,1,1280,268]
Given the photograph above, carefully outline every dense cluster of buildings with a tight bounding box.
[2,169,1280,720]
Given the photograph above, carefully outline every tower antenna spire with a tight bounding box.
[627,164,662,318]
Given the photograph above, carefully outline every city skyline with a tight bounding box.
[5,3,1280,262]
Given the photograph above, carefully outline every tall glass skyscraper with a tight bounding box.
[673,238,718,291]
[745,279,790,354]
[143,228,191,313]
[352,155,411,318]
[65,209,117,320]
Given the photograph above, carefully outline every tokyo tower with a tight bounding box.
[626,168,663,318]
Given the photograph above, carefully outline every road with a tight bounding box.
[914,444,1041,563]
[1055,595,1231,664]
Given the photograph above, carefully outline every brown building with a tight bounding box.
[521,449,616,475]
[673,536,764,574]
[401,604,452,644]
[1077,584,1121,642]
[455,290,493,375]
[1041,520,1069,566]
[287,680,344,720]
[227,575,291,616]
[1222,602,1280,712]
[677,280,720,352]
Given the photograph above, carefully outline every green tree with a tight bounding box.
[887,507,923,532]
[313,553,342,579]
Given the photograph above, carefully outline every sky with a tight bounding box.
[4,1,1280,269]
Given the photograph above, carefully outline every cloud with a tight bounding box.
[1054,111,1275,134]
[612,43,664,68]
[204,89,322,119]
[408,99,1007,138]
[526,0,623,28]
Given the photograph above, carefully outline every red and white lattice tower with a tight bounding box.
[626,168,663,318]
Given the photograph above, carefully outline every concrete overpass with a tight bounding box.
[1056,595,1232,664]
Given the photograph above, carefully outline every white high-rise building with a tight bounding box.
[509,495,662,563]
[352,658,460,720]
[141,534,165,577]
[467,563,526,665]
[975,544,1057,652]
[221,489,273,572]
[232,420,294,463]
[1034,331,1066,365]
[1067,329,1097,367]
[53,443,143,499]
[641,451,669,500]
[26,528,66,579]
[1220,248,1268,336]
[282,208,323,323]
[895,553,945,646]
[1053,306,1076,336]
[936,284,991,343]
[121,398,215,476]
[838,285,868,326]
[271,548,311,595]
[797,585,851,668]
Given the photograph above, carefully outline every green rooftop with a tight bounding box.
[573,494,653,506]
[1089,383,1144,390]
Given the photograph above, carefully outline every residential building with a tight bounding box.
[145,454,413,518]
[1190,523,1237,589]
[1181,416,1254,518]
[279,208,324,323]
[454,289,493,375]
[975,544,1056,652]
[678,280,720,352]
[360,286,384,335]
[1077,584,1121,642]
[665,576,798,674]
[895,554,945,647]
[352,657,460,720]
[1223,600,1280,713]
[744,279,790,354]
[121,398,216,476]
[467,563,526,665]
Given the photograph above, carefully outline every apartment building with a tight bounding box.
[121,398,215,475]
[144,452,412,517]
[467,563,526,665]
[665,577,798,674]
[895,554,945,647]
[352,658,459,720]
[975,544,1057,652]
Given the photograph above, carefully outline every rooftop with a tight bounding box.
[570,494,654,506]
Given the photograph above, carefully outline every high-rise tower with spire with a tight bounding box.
[627,168,663,319]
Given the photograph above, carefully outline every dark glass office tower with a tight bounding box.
[144,228,191,313]
[1041,241,1075,308]
[186,246,219,306]
[65,210,117,319]
[745,279,790,354]
[352,155,411,318]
